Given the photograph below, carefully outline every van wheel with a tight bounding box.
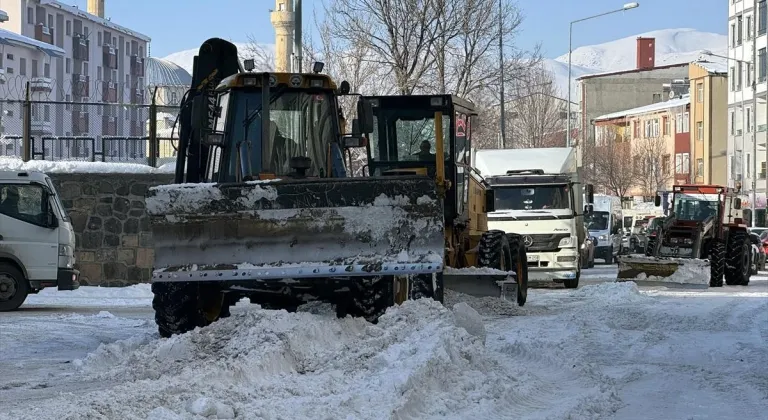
[0,263,29,312]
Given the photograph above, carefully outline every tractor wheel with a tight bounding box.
[342,276,395,323]
[410,272,444,303]
[709,240,725,287]
[725,231,751,286]
[645,238,656,257]
[507,233,529,306]
[152,282,229,338]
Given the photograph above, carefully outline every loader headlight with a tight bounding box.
[559,236,576,247]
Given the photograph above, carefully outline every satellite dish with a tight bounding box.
[669,90,676,99]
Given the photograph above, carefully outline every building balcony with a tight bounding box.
[102,45,118,69]
[34,24,54,45]
[130,55,144,77]
[101,81,118,103]
[131,88,144,104]
[102,115,117,136]
[73,35,89,61]
[73,74,90,97]
[30,77,53,93]
[72,111,89,135]
[30,120,53,135]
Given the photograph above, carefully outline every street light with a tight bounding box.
[567,2,639,148]
[702,49,758,226]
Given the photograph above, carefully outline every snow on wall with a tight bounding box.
[0,157,174,174]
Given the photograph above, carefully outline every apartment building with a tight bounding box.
[689,61,728,186]
[0,0,150,159]
[728,0,767,223]
[592,95,690,196]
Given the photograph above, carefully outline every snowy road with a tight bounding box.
[0,268,766,420]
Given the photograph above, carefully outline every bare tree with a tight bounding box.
[506,67,566,148]
[634,136,673,196]
[589,125,636,198]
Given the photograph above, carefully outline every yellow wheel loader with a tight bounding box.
[616,184,751,288]
[355,95,530,305]
[145,39,446,337]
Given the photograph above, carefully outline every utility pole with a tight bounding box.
[752,0,758,227]
[293,0,302,73]
[498,0,506,148]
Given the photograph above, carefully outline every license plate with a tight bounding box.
[527,254,539,262]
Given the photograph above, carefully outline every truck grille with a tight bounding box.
[512,233,570,252]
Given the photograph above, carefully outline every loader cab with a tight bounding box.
[200,72,347,182]
[362,95,477,222]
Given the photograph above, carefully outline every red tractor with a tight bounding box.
[618,185,751,287]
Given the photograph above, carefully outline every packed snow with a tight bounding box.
[618,255,711,287]
[2,273,767,420]
[0,156,174,174]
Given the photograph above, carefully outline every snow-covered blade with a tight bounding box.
[145,176,445,281]
[616,254,710,288]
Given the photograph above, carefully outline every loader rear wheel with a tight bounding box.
[410,273,444,303]
[152,282,229,337]
[342,276,395,323]
[709,241,725,288]
[507,234,529,306]
[725,231,751,286]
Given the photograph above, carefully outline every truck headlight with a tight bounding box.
[559,236,576,247]
[58,244,73,256]
[599,235,607,241]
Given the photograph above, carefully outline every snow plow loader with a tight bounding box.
[355,95,530,304]
[145,39,445,337]
[616,185,752,288]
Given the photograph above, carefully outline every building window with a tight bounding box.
[760,48,767,82]
[6,54,13,61]
[634,121,641,138]
[737,61,743,90]
[697,83,704,102]
[65,94,71,110]
[66,20,71,36]
[683,112,690,132]
[31,59,37,77]
[65,58,71,74]
[662,155,670,174]
[98,31,102,46]
[760,0,767,35]
[27,7,33,24]
[747,63,753,86]
[19,58,26,76]
[652,93,661,103]
[652,119,660,137]
[43,62,49,78]
[663,116,670,135]
[676,113,683,133]
[697,121,704,140]
[732,23,737,47]
[697,158,704,177]
[748,107,753,132]
[47,14,52,28]
[731,110,736,135]
[762,162,767,179]
[748,15,753,39]
[675,152,690,174]
[731,66,737,91]
[738,15,743,45]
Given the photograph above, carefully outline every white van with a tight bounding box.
[0,170,79,311]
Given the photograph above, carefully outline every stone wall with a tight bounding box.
[48,173,173,286]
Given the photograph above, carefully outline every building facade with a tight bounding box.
[0,0,150,160]
[689,61,728,186]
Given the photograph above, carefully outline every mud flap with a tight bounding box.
[146,176,445,282]
[616,255,710,289]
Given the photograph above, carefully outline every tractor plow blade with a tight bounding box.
[616,255,710,289]
[145,176,445,282]
[442,267,518,299]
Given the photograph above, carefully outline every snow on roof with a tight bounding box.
[692,60,728,74]
[474,147,575,177]
[576,62,690,81]
[0,27,65,57]
[595,95,690,122]
[40,0,151,42]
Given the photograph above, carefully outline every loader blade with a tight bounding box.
[145,176,445,282]
[442,268,518,300]
[616,255,710,289]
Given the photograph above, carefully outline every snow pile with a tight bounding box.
[0,156,174,174]
[7,299,536,420]
[569,281,652,304]
[25,284,153,307]
[444,289,523,316]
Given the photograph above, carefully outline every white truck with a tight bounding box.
[0,170,79,311]
[475,147,593,288]
[587,194,623,263]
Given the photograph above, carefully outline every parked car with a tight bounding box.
[581,226,596,269]
[748,232,766,274]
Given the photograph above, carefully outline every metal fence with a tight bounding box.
[0,95,180,167]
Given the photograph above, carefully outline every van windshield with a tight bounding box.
[586,211,609,230]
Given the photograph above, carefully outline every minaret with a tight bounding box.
[270,0,294,72]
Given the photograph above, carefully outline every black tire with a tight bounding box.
[152,282,228,337]
[343,276,394,323]
[588,251,595,268]
[478,230,513,270]
[604,246,614,265]
[709,240,725,287]
[410,272,444,303]
[0,263,29,312]
[725,231,751,286]
[645,238,656,257]
[507,234,528,306]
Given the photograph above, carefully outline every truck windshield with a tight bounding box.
[493,185,571,211]
[586,211,609,231]
[673,193,719,221]
[219,89,337,177]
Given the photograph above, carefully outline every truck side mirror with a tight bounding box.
[485,189,495,213]
[43,193,58,228]
[357,99,374,134]
[734,198,742,210]
[654,195,661,206]
[584,184,594,204]
[584,204,593,215]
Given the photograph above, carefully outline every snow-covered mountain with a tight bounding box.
[545,28,728,98]
[163,42,275,74]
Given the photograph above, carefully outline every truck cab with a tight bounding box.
[0,171,78,311]
[586,195,623,263]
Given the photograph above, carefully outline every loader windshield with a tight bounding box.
[672,193,720,221]
[493,185,571,211]
[368,108,451,164]
[219,88,337,178]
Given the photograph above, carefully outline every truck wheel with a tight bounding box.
[507,233,528,306]
[645,238,656,256]
[343,276,394,323]
[0,263,29,312]
[152,282,218,338]
[709,240,725,287]
[725,231,751,286]
[410,272,444,303]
